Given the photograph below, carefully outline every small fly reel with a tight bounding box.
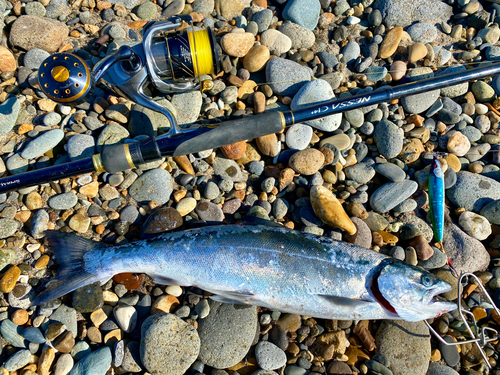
[38,15,222,134]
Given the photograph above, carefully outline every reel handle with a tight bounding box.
[92,45,141,82]
[37,45,141,105]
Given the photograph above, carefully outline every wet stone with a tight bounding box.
[439,336,460,367]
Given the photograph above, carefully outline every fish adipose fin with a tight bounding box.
[317,294,375,309]
[32,231,103,306]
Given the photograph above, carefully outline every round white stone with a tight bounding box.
[113,306,137,333]
[458,211,492,240]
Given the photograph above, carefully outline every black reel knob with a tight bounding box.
[38,53,93,105]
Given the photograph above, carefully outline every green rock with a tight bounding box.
[471,81,495,103]
[136,1,157,19]
[72,282,104,313]
[0,249,15,272]
[482,134,500,144]
[0,218,20,238]
[247,206,270,220]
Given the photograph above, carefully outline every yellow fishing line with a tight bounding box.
[188,29,214,76]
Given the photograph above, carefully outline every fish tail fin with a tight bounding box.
[32,231,105,306]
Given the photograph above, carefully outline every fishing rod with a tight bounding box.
[2,18,500,194]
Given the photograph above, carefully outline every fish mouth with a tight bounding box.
[424,283,456,314]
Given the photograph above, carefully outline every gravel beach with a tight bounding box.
[1,0,500,374]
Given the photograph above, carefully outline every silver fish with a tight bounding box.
[34,225,456,321]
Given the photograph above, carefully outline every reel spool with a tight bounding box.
[152,27,221,83]
[37,16,221,108]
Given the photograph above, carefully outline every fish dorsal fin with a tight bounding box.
[317,294,375,309]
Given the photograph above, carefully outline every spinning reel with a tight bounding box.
[37,16,222,135]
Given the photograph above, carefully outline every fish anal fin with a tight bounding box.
[209,295,250,305]
[208,289,255,305]
[150,275,190,287]
[317,294,375,309]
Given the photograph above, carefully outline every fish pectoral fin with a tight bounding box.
[390,307,421,322]
[208,289,255,305]
[317,294,375,309]
[150,275,190,287]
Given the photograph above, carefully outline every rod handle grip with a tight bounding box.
[101,144,137,173]
[173,111,286,156]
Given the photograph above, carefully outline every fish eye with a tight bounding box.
[421,275,433,287]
